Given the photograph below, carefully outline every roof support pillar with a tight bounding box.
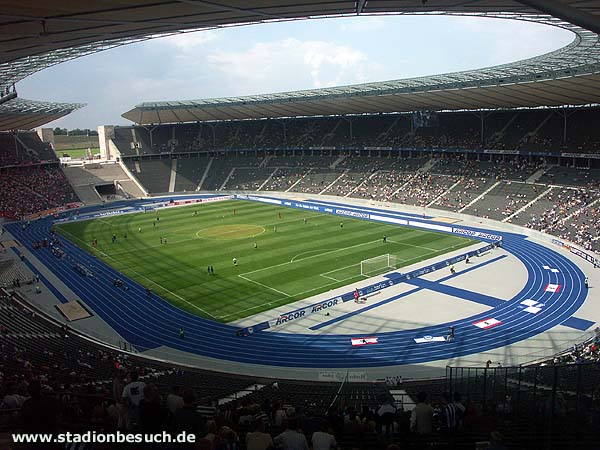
[356,0,367,15]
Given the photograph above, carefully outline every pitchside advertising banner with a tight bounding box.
[150,195,234,211]
[54,206,139,223]
[452,228,503,241]
[551,238,599,266]
[238,194,503,243]
[54,195,233,223]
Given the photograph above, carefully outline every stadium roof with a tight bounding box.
[0,99,84,130]
[2,1,600,127]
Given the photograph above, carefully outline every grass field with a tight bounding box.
[55,148,100,159]
[55,200,475,322]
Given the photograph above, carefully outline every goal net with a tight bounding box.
[360,254,397,276]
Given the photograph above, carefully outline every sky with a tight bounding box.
[18,14,574,130]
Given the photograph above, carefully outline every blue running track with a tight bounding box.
[5,196,591,368]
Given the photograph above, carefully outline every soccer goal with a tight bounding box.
[360,254,398,276]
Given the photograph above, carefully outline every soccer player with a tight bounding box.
[340,222,344,229]
[112,234,116,244]
[585,277,589,288]
[273,226,277,233]
[233,257,238,267]
[254,242,258,249]
[160,237,163,244]
[210,265,214,275]
[303,218,307,224]
[138,227,142,233]
[153,221,156,228]
[207,266,211,276]
[164,237,167,244]
[278,212,282,220]
[383,235,387,243]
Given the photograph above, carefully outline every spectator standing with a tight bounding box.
[410,391,434,435]
[112,367,127,429]
[122,370,146,430]
[246,419,273,450]
[273,401,287,428]
[171,389,207,447]
[312,421,337,450]
[253,404,270,428]
[204,420,218,444]
[377,399,396,438]
[139,384,168,436]
[166,385,184,414]
[214,426,240,450]
[274,417,309,450]
[440,392,465,432]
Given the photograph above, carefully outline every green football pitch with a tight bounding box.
[55,200,475,322]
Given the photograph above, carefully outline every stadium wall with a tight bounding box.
[118,158,149,196]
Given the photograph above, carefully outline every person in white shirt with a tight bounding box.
[166,385,184,414]
[312,421,337,450]
[246,420,273,450]
[410,391,434,435]
[274,418,309,450]
[377,400,396,437]
[122,371,146,430]
[273,402,287,427]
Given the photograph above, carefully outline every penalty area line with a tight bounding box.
[291,249,337,263]
[319,273,342,282]
[238,274,291,298]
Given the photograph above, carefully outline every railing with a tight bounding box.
[446,361,600,422]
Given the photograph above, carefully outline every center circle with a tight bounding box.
[195,224,265,240]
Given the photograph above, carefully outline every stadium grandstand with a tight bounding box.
[2,1,600,449]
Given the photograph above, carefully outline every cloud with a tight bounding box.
[160,29,220,49]
[206,38,382,93]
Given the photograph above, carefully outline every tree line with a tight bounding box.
[53,127,98,136]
